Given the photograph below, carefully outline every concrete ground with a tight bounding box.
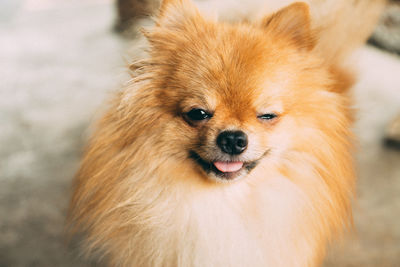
[0,1,399,266]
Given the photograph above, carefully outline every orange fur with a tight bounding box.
[68,0,383,266]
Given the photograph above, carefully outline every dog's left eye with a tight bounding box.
[258,113,278,120]
[186,109,212,121]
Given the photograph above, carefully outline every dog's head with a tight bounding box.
[135,0,347,182]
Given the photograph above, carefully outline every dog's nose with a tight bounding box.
[217,130,248,155]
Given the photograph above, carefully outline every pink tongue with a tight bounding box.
[213,161,243,173]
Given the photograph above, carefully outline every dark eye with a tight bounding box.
[185,109,212,121]
[258,113,278,120]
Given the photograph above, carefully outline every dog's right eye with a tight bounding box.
[185,109,212,121]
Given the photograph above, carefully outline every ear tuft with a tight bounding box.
[262,2,315,50]
[157,0,199,28]
[159,0,180,17]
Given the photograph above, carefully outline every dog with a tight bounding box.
[68,0,384,266]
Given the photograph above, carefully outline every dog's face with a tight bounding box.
[180,74,283,181]
[144,0,332,182]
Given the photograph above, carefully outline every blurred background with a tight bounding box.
[0,0,399,266]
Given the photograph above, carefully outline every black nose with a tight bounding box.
[216,130,248,155]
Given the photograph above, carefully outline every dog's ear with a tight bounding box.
[261,2,315,50]
[156,0,199,28]
[142,0,202,52]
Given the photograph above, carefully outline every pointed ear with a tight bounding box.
[156,0,199,28]
[261,2,315,50]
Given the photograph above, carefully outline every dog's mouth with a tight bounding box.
[189,151,260,181]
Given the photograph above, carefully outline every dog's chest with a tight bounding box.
[148,176,317,267]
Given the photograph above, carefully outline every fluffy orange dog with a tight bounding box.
[69,0,383,266]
